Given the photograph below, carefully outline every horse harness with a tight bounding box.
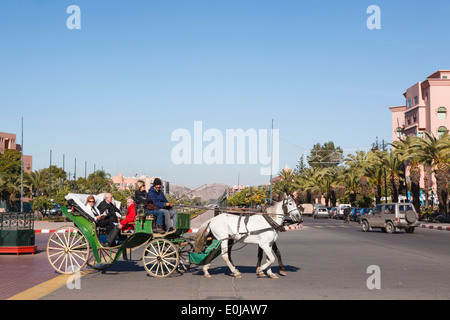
[232,210,286,239]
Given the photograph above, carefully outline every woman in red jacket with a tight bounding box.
[119,197,137,233]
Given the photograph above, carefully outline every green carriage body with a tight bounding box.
[46,198,192,277]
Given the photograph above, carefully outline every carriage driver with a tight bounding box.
[148,178,177,232]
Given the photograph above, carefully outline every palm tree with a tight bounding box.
[343,169,359,206]
[364,152,384,204]
[392,136,422,212]
[415,132,450,215]
[273,167,297,196]
[382,150,403,203]
[293,167,322,204]
[26,169,49,196]
[345,150,372,199]
[25,169,49,212]
[0,173,21,206]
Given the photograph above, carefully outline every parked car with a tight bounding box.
[349,208,361,222]
[336,204,351,219]
[313,207,329,219]
[361,203,419,233]
[329,207,336,218]
[44,204,62,217]
[357,208,373,222]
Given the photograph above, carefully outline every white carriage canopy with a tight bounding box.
[65,193,122,220]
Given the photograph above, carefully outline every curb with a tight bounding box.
[35,229,57,234]
[419,224,450,231]
[284,224,303,231]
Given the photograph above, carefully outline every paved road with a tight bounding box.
[3,213,450,301]
[41,218,450,300]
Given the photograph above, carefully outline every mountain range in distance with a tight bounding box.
[170,183,228,201]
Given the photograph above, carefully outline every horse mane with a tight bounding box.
[263,200,283,220]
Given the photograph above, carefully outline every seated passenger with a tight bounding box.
[119,197,137,233]
[97,193,121,223]
[135,180,165,234]
[86,194,119,247]
[148,178,177,232]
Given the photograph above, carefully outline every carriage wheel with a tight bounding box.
[47,226,90,274]
[87,246,119,270]
[143,238,179,278]
[177,242,193,274]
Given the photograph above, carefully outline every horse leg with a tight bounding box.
[202,238,224,278]
[202,263,211,278]
[227,239,234,265]
[256,246,266,278]
[272,242,286,276]
[220,239,241,278]
[259,243,278,279]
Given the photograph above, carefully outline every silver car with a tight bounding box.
[361,203,419,233]
[313,207,329,219]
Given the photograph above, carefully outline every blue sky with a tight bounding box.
[1,0,450,188]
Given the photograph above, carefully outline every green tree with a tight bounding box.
[307,141,343,169]
[415,132,450,215]
[0,149,22,205]
[392,136,423,212]
[382,150,403,203]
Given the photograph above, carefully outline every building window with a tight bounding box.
[414,96,418,105]
[416,132,424,138]
[437,107,447,119]
[407,99,412,108]
[437,126,448,138]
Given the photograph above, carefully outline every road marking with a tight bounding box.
[7,269,93,300]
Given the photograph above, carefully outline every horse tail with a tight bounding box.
[194,219,212,252]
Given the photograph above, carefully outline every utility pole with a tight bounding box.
[20,118,23,212]
[269,119,274,204]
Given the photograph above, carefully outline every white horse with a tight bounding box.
[194,194,302,279]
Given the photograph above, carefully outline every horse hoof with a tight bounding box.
[233,273,242,278]
[268,273,279,279]
[257,272,266,278]
[204,274,212,278]
[279,270,287,276]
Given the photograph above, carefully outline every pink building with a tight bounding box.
[390,70,450,141]
[0,132,32,173]
[111,173,170,194]
[389,70,450,193]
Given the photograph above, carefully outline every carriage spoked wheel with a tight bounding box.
[47,226,90,274]
[143,238,179,278]
[86,246,119,270]
[177,241,193,274]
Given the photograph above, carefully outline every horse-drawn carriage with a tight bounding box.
[46,193,302,279]
[46,193,193,278]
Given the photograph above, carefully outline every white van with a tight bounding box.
[336,204,351,219]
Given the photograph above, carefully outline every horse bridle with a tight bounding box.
[282,198,301,220]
